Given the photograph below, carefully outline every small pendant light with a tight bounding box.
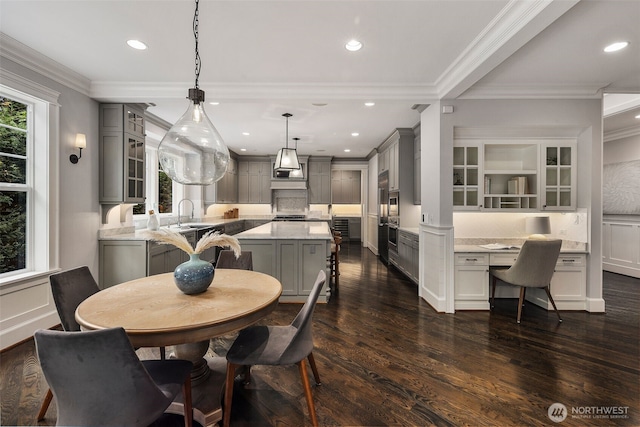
[273,113,300,171]
[158,0,230,185]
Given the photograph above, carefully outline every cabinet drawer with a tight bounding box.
[489,253,519,266]
[556,255,585,267]
[455,253,489,266]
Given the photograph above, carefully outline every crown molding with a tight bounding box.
[437,0,579,99]
[457,83,603,99]
[90,81,438,102]
[604,125,640,143]
[0,33,91,96]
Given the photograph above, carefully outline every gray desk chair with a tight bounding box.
[35,327,203,427]
[489,239,563,324]
[37,266,166,421]
[216,250,253,270]
[222,270,326,427]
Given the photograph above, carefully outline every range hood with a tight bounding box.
[270,180,307,190]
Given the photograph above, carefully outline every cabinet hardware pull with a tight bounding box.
[563,259,575,263]
[466,258,478,262]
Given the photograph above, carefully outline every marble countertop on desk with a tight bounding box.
[455,238,588,253]
[235,221,333,240]
[398,227,419,235]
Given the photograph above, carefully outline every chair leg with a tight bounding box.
[243,365,252,385]
[297,360,319,427]
[160,346,166,360]
[307,352,321,385]
[223,362,237,427]
[545,286,563,323]
[334,249,340,290]
[37,388,53,421]
[182,375,193,427]
[516,287,526,323]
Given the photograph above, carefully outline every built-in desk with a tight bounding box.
[454,241,588,311]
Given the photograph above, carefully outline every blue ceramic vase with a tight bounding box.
[174,253,215,295]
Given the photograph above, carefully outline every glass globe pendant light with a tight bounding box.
[158,0,229,185]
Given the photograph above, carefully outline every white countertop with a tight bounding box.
[235,221,333,240]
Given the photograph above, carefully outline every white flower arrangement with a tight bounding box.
[140,229,241,258]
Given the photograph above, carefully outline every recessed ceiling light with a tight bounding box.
[209,101,220,106]
[635,114,640,119]
[344,149,351,153]
[126,39,147,50]
[345,39,363,52]
[242,132,250,136]
[364,102,375,107]
[604,41,629,53]
[351,132,359,137]
[240,148,247,152]
[312,103,328,107]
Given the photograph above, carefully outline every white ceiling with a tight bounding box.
[1,0,639,157]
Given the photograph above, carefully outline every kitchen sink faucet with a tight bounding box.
[177,198,194,228]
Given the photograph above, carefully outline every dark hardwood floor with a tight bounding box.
[2,243,639,426]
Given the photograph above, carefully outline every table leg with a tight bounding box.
[172,341,228,427]
[174,341,211,385]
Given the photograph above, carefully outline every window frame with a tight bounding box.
[0,70,60,285]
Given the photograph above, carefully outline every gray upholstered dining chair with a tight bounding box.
[489,239,563,324]
[216,250,253,270]
[37,266,100,421]
[37,266,167,421]
[34,327,203,427]
[222,270,326,427]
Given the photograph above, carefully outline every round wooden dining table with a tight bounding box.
[75,269,282,426]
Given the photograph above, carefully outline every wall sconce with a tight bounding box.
[70,133,86,164]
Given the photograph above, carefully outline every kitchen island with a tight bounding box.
[235,221,333,303]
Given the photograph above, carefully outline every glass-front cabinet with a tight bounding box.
[541,142,576,210]
[453,139,576,212]
[453,144,480,209]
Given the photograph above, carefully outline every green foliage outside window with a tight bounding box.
[158,167,172,214]
[0,97,28,274]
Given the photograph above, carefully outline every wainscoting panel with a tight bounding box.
[603,218,640,278]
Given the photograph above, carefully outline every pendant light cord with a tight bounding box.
[193,0,201,90]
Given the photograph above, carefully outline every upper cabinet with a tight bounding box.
[378,128,416,205]
[331,170,361,204]
[541,142,576,210]
[238,158,271,204]
[308,157,332,204]
[203,156,238,204]
[99,104,146,206]
[453,139,577,211]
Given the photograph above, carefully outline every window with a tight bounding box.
[158,165,172,214]
[0,72,59,283]
[0,97,28,274]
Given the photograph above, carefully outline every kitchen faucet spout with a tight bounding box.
[177,198,194,227]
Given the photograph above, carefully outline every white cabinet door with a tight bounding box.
[454,253,489,310]
[541,141,576,211]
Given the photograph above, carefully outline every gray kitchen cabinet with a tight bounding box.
[397,230,419,283]
[377,129,415,222]
[99,230,196,289]
[308,157,332,204]
[99,104,146,210]
[331,170,361,204]
[348,217,361,241]
[204,157,238,204]
[238,158,271,203]
[277,240,328,296]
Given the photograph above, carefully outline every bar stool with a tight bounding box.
[330,231,342,290]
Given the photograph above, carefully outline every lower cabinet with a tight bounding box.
[454,251,587,311]
[99,231,196,289]
[391,230,419,284]
[236,238,330,302]
[454,253,490,310]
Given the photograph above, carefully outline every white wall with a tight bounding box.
[0,55,101,349]
[603,134,640,164]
